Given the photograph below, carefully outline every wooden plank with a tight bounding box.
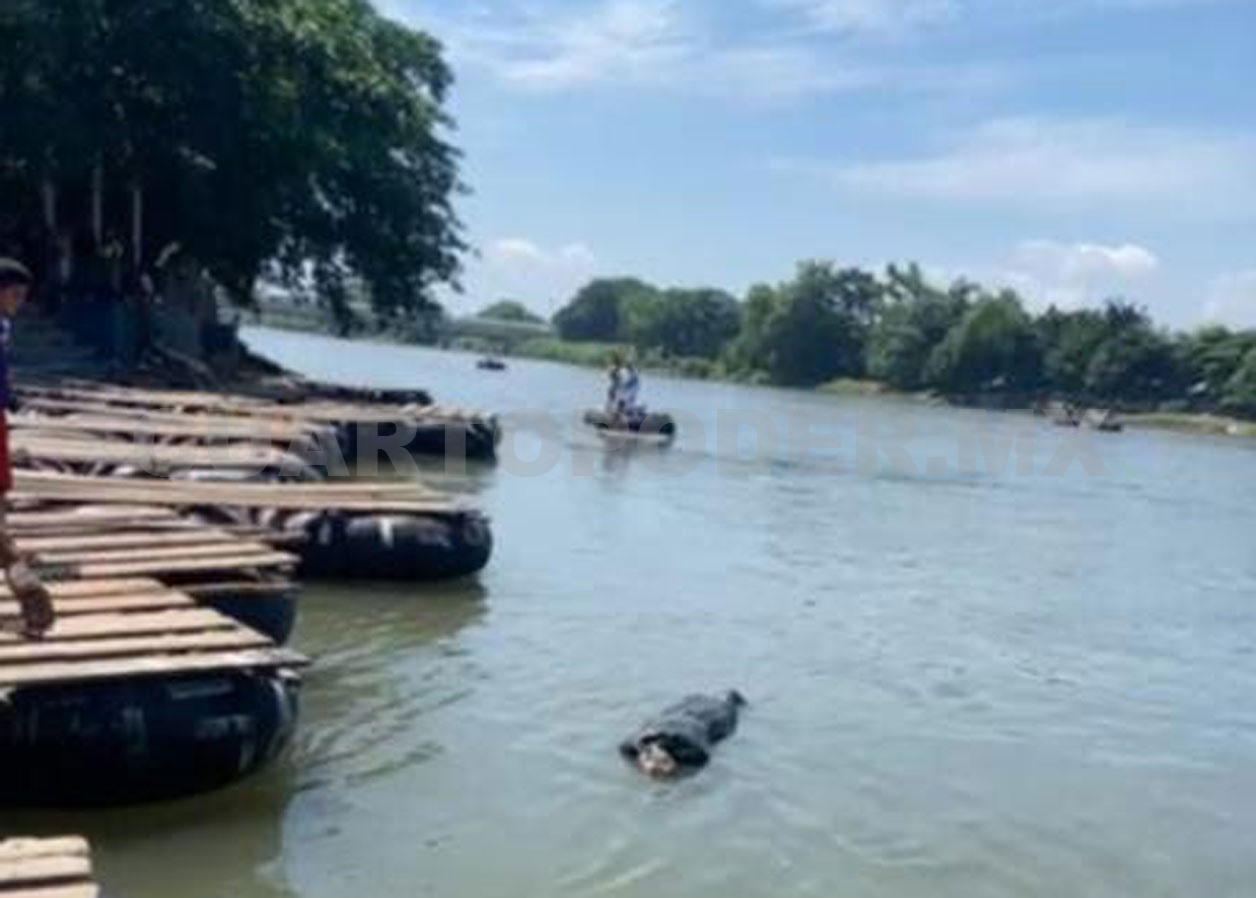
[17,383,271,411]
[18,529,241,554]
[7,506,180,530]
[12,433,301,470]
[13,470,468,514]
[33,539,276,564]
[18,386,479,426]
[0,609,237,644]
[71,551,298,579]
[0,578,169,601]
[0,857,91,887]
[0,630,270,664]
[0,593,194,618]
[0,646,307,688]
[3,885,98,898]
[0,841,88,864]
[12,413,329,444]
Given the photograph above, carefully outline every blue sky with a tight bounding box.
[379,0,1256,328]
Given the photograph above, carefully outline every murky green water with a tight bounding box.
[7,327,1256,898]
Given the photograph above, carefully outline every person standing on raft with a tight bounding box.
[0,258,54,638]
[605,352,643,427]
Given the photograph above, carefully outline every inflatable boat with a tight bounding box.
[582,409,677,445]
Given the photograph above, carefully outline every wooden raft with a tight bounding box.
[4,505,302,603]
[7,503,300,581]
[18,383,483,425]
[11,433,306,474]
[0,576,305,689]
[0,837,99,898]
[11,411,334,447]
[13,469,470,515]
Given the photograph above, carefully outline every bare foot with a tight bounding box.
[7,562,54,639]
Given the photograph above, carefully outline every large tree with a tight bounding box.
[926,291,1042,394]
[478,300,544,324]
[867,263,972,391]
[625,287,740,359]
[0,0,464,318]
[733,261,881,386]
[552,278,658,342]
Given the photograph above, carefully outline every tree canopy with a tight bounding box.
[551,278,658,342]
[0,0,464,317]
[545,263,1255,419]
[624,288,740,359]
[478,300,544,324]
[732,261,881,386]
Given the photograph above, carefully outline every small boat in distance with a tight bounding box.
[477,356,507,371]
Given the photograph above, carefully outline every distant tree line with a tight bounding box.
[549,262,1256,418]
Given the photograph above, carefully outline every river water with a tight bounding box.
[7,327,1256,898]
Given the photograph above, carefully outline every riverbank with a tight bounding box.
[252,322,1256,439]
[1124,411,1256,437]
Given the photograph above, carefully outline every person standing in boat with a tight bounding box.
[606,352,643,425]
[0,258,54,637]
[618,359,641,418]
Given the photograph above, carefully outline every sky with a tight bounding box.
[377,0,1256,328]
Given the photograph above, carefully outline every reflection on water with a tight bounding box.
[10,328,1256,898]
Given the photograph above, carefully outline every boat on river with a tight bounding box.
[477,356,507,371]
[582,409,677,445]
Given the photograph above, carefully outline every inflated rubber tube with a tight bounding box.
[201,584,298,645]
[338,512,493,580]
[0,670,300,807]
[278,510,491,580]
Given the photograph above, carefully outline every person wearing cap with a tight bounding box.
[0,258,54,637]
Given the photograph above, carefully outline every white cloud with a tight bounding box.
[409,0,998,100]
[1203,270,1256,328]
[770,0,959,35]
[467,237,599,314]
[1013,239,1160,282]
[825,118,1256,217]
[985,239,1161,310]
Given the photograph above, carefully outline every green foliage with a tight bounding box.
[1220,347,1256,416]
[733,261,881,386]
[924,292,1041,394]
[1081,305,1181,402]
[1036,307,1110,395]
[0,0,464,317]
[514,337,627,369]
[624,288,740,359]
[477,300,544,324]
[1176,326,1256,403]
[867,264,971,390]
[552,278,658,341]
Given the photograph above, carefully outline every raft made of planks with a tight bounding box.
[18,390,481,425]
[6,503,304,642]
[11,432,310,477]
[0,576,305,689]
[13,469,470,515]
[11,410,336,448]
[9,502,301,581]
[0,836,99,898]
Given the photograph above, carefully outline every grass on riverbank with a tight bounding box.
[512,337,732,381]
[1125,412,1256,437]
